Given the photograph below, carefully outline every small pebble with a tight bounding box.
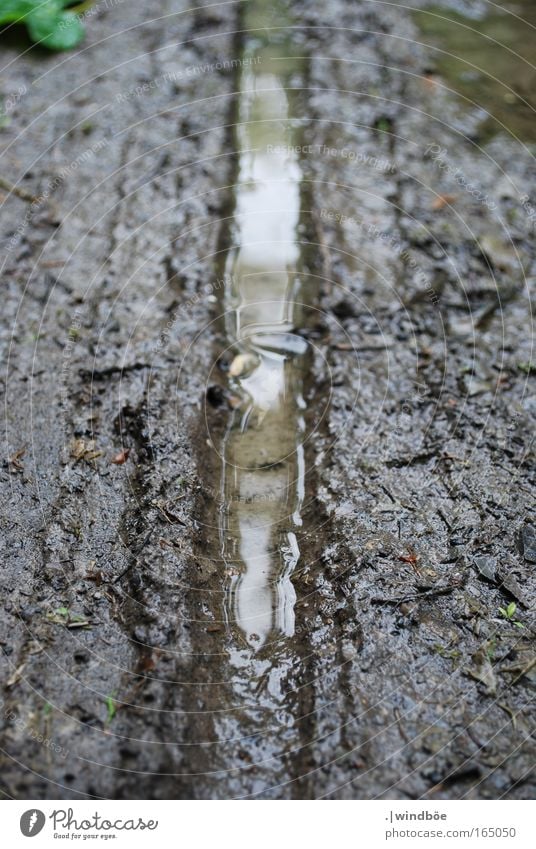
[519,525,536,563]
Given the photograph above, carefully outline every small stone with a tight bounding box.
[341,640,357,661]
[480,235,518,273]
[519,525,536,563]
[473,555,497,583]
[229,352,258,378]
[465,377,492,397]
[19,605,38,622]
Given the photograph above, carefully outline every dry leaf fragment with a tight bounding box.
[432,193,457,211]
[7,662,26,688]
[399,551,418,565]
[8,447,26,472]
[466,649,497,695]
[70,438,102,463]
[111,448,130,465]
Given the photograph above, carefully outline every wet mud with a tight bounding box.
[0,0,534,799]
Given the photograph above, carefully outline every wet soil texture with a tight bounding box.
[0,0,534,800]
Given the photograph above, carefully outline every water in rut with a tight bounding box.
[216,9,315,650]
[192,3,332,796]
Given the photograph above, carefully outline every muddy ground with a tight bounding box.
[0,0,534,800]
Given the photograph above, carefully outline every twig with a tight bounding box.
[0,176,39,204]
[114,529,154,583]
[497,702,518,729]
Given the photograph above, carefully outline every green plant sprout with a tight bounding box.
[499,602,524,629]
[105,694,117,724]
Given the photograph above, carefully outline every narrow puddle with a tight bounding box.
[213,4,314,650]
[193,1,332,794]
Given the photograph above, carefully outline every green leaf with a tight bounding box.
[506,602,516,619]
[54,606,69,617]
[105,695,116,722]
[0,0,37,22]
[0,1,85,51]
[28,9,84,50]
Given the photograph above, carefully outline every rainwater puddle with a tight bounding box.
[213,5,318,652]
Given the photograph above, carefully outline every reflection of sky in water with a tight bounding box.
[220,60,307,647]
[233,71,301,336]
[240,352,285,413]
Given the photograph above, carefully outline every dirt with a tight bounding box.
[0,0,534,800]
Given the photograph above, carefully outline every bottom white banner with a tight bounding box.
[2,800,534,848]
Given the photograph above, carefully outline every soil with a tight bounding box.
[0,0,534,800]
